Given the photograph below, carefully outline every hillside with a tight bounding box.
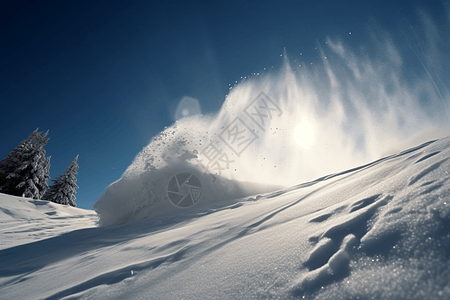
[0,137,449,299]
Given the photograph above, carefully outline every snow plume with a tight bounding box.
[95,11,450,226]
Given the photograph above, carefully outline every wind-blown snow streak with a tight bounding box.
[95,11,450,226]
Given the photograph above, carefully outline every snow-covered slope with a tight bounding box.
[1,137,450,299]
[0,194,97,250]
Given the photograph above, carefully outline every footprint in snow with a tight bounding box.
[292,193,394,295]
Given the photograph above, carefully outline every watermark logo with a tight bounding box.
[165,92,282,208]
[243,91,283,131]
[218,117,258,157]
[167,173,202,208]
[197,91,283,182]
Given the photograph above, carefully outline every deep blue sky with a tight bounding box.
[0,0,447,209]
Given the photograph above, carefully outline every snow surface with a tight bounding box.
[1,137,450,299]
[0,194,97,250]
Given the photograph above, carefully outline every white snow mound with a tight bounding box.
[0,193,97,249]
[94,119,284,226]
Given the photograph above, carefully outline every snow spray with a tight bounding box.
[95,12,450,226]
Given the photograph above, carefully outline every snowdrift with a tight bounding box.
[0,193,94,222]
[95,162,283,226]
[94,117,285,226]
[0,193,97,249]
[1,137,450,299]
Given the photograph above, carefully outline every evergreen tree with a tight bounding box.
[0,129,50,198]
[39,156,51,199]
[0,129,39,188]
[45,155,79,207]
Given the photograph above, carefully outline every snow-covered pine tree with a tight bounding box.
[11,131,50,198]
[45,155,79,207]
[0,129,39,188]
[0,129,51,198]
[39,156,51,199]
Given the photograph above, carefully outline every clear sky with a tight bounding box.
[1,0,448,209]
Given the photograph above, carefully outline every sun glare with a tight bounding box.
[293,120,316,149]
